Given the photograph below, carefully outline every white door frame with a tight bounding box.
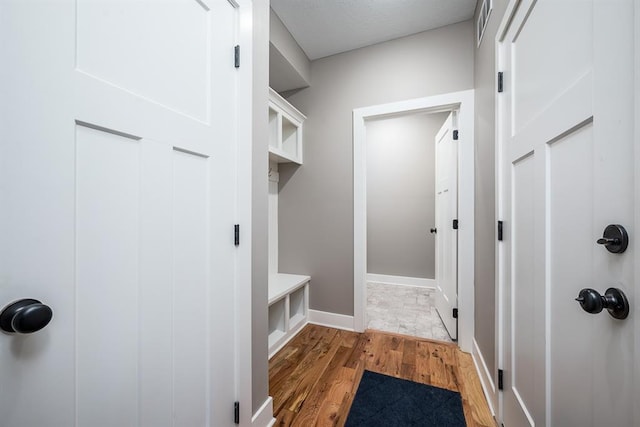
[234,0,257,425]
[494,1,521,420]
[353,90,475,352]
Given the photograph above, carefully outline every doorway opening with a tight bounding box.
[365,111,451,342]
[353,90,475,352]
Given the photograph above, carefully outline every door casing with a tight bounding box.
[352,90,475,352]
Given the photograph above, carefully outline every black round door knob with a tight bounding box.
[575,288,603,314]
[430,228,437,234]
[575,288,629,320]
[0,299,53,334]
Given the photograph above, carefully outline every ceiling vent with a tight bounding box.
[476,0,493,47]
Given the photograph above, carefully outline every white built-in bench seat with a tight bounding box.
[268,273,310,358]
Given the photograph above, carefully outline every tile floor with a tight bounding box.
[366,282,452,343]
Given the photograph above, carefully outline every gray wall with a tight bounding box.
[366,112,448,279]
[473,0,509,387]
[269,9,311,92]
[252,0,269,414]
[279,21,474,315]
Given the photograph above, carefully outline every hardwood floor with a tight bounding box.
[269,324,495,427]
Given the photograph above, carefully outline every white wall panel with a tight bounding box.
[172,149,210,426]
[510,152,538,424]
[549,122,594,427]
[139,142,173,427]
[513,1,592,134]
[76,124,140,427]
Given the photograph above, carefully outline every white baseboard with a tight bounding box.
[367,273,436,289]
[251,396,275,427]
[308,309,355,331]
[472,338,496,417]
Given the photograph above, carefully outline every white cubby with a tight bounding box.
[268,273,310,358]
[267,88,310,358]
[289,286,306,329]
[268,298,287,350]
[268,87,306,164]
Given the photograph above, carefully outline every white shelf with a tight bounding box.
[268,273,310,358]
[267,89,308,358]
[269,273,310,305]
[268,87,306,165]
[268,146,299,164]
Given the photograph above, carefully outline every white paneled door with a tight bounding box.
[498,0,635,426]
[434,112,458,340]
[0,1,241,426]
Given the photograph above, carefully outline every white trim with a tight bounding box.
[472,339,497,417]
[496,0,522,42]
[308,309,355,331]
[366,273,435,289]
[234,1,254,426]
[353,90,475,353]
[494,5,512,425]
[251,397,276,427]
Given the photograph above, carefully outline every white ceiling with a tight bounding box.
[270,0,478,61]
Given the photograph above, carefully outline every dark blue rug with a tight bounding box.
[345,370,466,427]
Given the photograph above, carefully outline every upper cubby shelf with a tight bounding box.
[269,87,306,165]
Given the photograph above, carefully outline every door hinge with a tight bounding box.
[234,401,240,424]
[452,308,458,319]
[453,130,459,140]
[234,45,240,68]
[497,220,503,241]
[234,224,240,246]
[498,72,504,93]
[498,369,504,391]
[452,219,459,230]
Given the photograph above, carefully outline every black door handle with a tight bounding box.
[575,288,629,319]
[596,224,628,253]
[430,228,437,234]
[0,299,53,334]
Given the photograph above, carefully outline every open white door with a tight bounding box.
[0,1,242,426]
[434,112,458,340]
[498,0,636,426]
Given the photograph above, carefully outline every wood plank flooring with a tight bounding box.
[269,324,495,427]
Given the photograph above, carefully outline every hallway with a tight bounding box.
[269,324,493,426]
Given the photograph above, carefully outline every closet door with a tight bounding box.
[434,113,458,340]
[498,0,636,425]
[0,1,241,426]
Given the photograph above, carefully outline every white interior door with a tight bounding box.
[0,1,240,426]
[498,0,635,426]
[434,112,458,340]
